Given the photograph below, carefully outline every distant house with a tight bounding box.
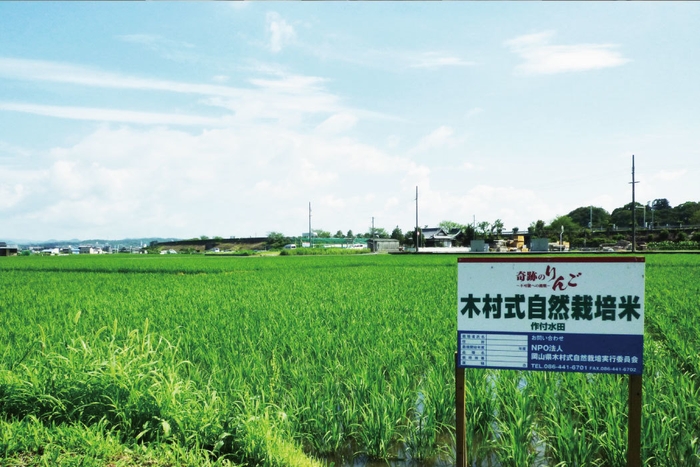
[79,246,102,254]
[367,238,400,253]
[421,227,465,248]
[0,243,19,256]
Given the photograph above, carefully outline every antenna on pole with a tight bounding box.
[630,155,639,252]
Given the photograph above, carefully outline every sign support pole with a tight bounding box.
[627,374,643,467]
[455,352,467,467]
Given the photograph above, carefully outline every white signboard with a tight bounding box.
[457,257,645,374]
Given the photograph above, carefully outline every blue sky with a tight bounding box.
[1,2,699,241]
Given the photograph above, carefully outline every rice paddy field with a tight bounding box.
[0,253,699,467]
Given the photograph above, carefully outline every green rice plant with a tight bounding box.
[1,322,223,447]
[493,371,539,467]
[403,387,440,461]
[642,340,700,466]
[579,374,627,467]
[2,253,700,465]
[462,369,497,462]
[354,389,403,459]
[221,400,324,467]
[279,247,370,256]
[0,415,241,467]
[402,364,456,462]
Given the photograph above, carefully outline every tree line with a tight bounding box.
[266,198,700,249]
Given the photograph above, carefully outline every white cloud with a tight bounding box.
[0,57,379,129]
[505,31,630,75]
[0,102,225,126]
[410,126,459,155]
[386,135,400,149]
[418,184,555,231]
[118,34,194,50]
[266,12,296,53]
[117,34,196,63]
[315,113,358,134]
[408,52,476,69]
[0,140,33,159]
[1,119,436,239]
[652,169,687,182]
[0,57,243,96]
[465,107,483,119]
[0,57,398,128]
[0,182,26,210]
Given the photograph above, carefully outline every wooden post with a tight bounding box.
[455,352,467,467]
[627,374,643,467]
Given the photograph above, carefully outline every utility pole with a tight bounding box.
[371,216,375,238]
[415,186,419,253]
[309,202,313,248]
[630,155,639,252]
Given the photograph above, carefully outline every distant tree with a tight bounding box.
[652,198,671,211]
[200,235,209,241]
[512,227,519,237]
[567,206,611,229]
[213,236,223,241]
[390,225,405,244]
[371,227,389,239]
[674,201,700,225]
[548,216,580,243]
[439,220,466,231]
[346,229,354,238]
[549,215,579,232]
[649,198,676,226]
[266,232,290,249]
[313,229,331,238]
[476,221,490,239]
[491,219,504,238]
[611,202,645,228]
[462,225,475,245]
[403,229,415,247]
[691,210,700,226]
[334,230,344,238]
[529,220,546,238]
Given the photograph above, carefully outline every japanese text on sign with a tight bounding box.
[457,258,645,374]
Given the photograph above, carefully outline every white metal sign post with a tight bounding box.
[455,257,645,467]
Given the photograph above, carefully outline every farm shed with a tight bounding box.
[530,238,550,252]
[470,240,487,252]
[0,245,19,256]
[367,238,400,252]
